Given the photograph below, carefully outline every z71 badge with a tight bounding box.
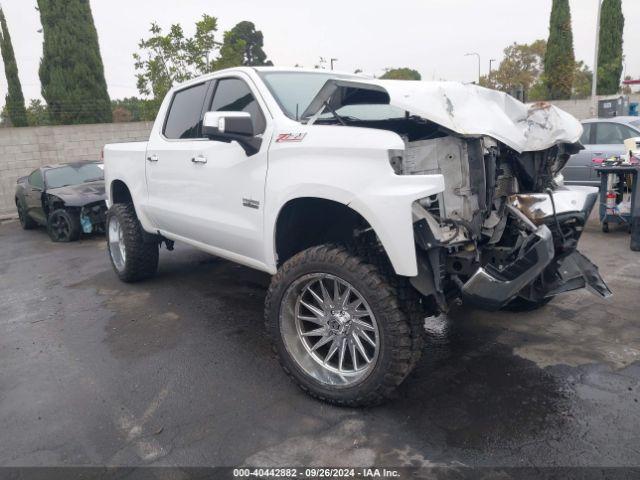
[276,133,307,143]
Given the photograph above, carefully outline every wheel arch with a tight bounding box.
[271,196,407,276]
[110,179,133,205]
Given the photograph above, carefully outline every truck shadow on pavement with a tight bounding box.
[86,245,581,464]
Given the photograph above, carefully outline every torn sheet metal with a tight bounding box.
[304,79,583,153]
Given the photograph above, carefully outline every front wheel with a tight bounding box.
[47,209,81,242]
[265,245,420,407]
[106,203,159,282]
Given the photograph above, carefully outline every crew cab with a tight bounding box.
[104,67,610,406]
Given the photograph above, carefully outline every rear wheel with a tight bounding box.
[107,203,159,282]
[47,209,80,242]
[16,200,37,230]
[265,245,420,407]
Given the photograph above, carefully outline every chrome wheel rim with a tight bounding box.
[108,216,126,272]
[280,273,380,387]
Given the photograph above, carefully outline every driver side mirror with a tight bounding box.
[203,111,261,156]
[203,111,254,137]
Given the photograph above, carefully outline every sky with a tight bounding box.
[0,0,639,102]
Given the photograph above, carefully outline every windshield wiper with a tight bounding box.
[323,101,346,126]
[83,177,104,183]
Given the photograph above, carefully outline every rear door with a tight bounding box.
[144,81,211,235]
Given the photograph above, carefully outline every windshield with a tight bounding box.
[45,163,103,189]
[259,71,357,120]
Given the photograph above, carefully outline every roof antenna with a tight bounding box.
[295,103,299,121]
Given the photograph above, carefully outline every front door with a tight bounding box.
[25,169,46,224]
[145,74,271,265]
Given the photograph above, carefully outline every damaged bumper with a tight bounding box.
[461,225,555,310]
[465,187,610,310]
[414,186,611,311]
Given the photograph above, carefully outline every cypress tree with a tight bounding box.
[597,0,624,95]
[37,0,112,124]
[0,7,28,127]
[543,0,575,100]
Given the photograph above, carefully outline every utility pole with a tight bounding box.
[330,58,338,71]
[592,0,604,116]
[465,52,481,84]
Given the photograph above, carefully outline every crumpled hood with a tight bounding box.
[47,181,106,207]
[305,79,583,153]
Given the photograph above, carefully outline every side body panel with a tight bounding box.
[105,68,446,278]
[104,141,153,231]
[265,123,445,277]
[144,71,274,266]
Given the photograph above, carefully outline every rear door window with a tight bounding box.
[163,83,208,139]
[209,78,266,134]
[579,123,592,145]
[595,122,632,145]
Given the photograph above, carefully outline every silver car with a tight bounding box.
[563,116,640,186]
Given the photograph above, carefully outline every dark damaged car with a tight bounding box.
[15,161,107,242]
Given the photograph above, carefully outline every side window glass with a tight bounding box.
[618,125,638,142]
[163,83,208,139]
[595,123,624,145]
[579,123,591,145]
[29,170,43,189]
[210,78,266,135]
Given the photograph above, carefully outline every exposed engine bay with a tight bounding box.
[303,77,612,312]
[399,131,610,311]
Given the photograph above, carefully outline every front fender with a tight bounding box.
[265,174,444,277]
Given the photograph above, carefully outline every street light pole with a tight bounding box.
[330,58,338,71]
[465,52,481,84]
[489,59,497,75]
[592,0,604,116]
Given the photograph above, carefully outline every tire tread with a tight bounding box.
[265,244,422,407]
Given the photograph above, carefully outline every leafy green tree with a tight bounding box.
[111,97,159,122]
[134,15,220,101]
[37,0,112,124]
[220,21,272,66]
[0,7,27,127]
[480,40,546,99]
[215,30,247,70]
[26,99,51,126]
[380,68,421,80]
[543,0,575,100]
[572,61,593,99]
[597,0,624,95]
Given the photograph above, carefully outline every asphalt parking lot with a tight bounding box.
[1,213,639,468]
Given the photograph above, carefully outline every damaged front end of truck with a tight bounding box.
[303,78,611,312]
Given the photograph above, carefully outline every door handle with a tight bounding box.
[191,155,207,164]
[147,154,159,162]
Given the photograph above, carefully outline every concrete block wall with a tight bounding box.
[551,93,640,120]
[0,122,152,216]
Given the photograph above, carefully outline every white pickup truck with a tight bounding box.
[104,67,610,406]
